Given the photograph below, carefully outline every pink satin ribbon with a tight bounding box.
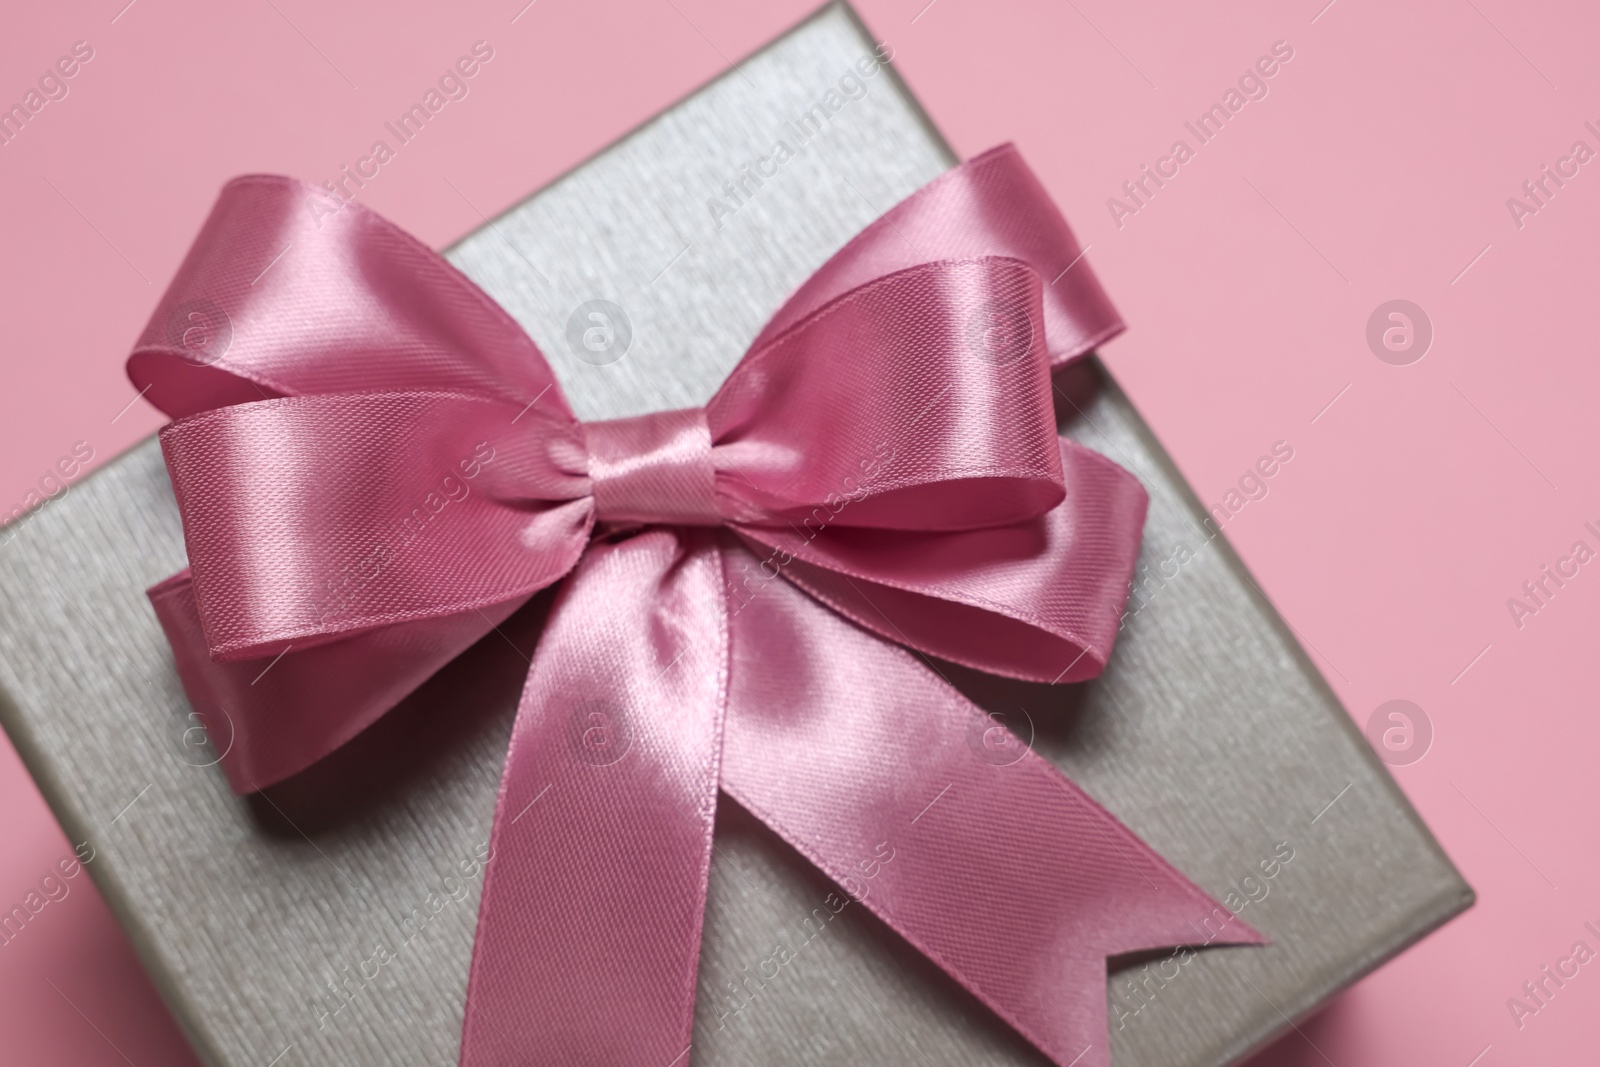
[130,144,1261,1067]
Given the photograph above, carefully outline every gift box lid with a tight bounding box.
[0,5,1469,1065]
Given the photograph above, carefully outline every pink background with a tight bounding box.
[2,0,1595,1063]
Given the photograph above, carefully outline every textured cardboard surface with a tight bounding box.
[0,6,1468,1065]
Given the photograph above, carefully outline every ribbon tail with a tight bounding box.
[718,540,1262,1067]
[459,529,728,1067]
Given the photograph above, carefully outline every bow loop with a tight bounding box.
[735,437,1148,684]
[709,257,1065,533]
[127,174,568,422]
[160,390,591,660]
[747,144,1123,369]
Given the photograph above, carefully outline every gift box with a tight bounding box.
[0,5,1470,1065]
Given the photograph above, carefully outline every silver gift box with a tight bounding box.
[0,5,1469,1065]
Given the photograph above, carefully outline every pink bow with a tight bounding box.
[131,145,1260,1067]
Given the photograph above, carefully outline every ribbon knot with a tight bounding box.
[128,146,1261,1067]
[584,408,721,526]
